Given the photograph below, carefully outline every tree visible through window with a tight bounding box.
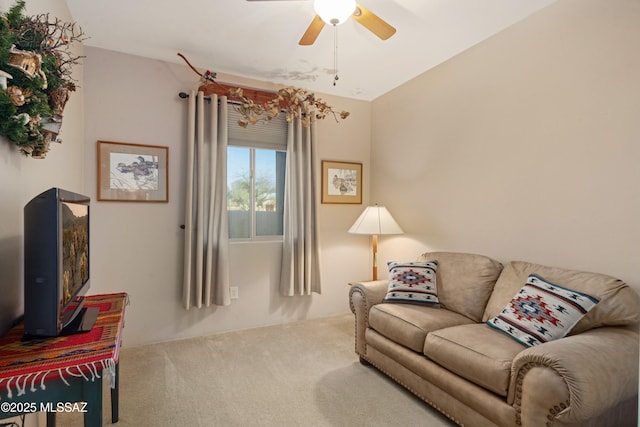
[227,146,286,239]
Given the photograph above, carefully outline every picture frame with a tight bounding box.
[321,160,362,204]
[97,140,168,202]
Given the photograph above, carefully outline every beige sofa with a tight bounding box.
[349,252,640,427]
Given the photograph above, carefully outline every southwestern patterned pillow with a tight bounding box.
[384,260,439,306]
[487,274,600,347]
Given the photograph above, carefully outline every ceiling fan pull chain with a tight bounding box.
[333,24,339,86]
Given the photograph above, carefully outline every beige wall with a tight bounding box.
[81,47,371,346]
[371,0,640,293]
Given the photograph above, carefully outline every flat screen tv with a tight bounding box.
[23,188,98,338]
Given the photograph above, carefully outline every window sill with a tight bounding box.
[230,238,283,245]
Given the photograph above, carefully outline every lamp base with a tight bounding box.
[372,234,378,281]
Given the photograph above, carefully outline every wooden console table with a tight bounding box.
[0,293,128,427]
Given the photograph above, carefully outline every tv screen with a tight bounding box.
[61,201,89,307]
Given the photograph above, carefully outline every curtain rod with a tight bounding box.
[178,92,210,102]
[177,91,269,106]
[178,92,250,107]
[178,81,280,106]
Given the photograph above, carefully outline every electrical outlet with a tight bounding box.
[230,286,239,299]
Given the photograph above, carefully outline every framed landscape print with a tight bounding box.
[97,140,168,202]
[321,160,362,204]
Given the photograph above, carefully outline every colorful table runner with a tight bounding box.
[0,293,128,400]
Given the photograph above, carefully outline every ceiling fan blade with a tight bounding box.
[299,15,325,45]
[352,4,396,40]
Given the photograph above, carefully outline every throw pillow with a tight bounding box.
[486,274,600,347]
[384,260,439,306]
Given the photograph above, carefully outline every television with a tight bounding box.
[23,188,98,338]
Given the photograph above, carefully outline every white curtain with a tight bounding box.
[279,115,322,296]
[182,90,230,308]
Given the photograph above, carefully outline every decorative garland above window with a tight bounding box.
[0,1,86,158]
[177,53,349,128]
[230,86,350,128]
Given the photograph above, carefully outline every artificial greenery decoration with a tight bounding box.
[0,1,85,158]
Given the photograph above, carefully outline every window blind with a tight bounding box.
[228,104,287,151]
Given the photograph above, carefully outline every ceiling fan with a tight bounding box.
[246,0,396,45]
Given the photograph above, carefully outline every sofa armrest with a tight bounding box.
[349,280,388,356]
[510,325,639,426]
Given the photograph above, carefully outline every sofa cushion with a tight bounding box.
[415,252,503,322]
[483,261,640,334]
[486,274,600,347]
[424,324,525,397]
[369,303,474,353]
[384,260,439,305]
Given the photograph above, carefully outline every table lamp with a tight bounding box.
[348,205,403,280]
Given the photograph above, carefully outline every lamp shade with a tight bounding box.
[348,205,403,235]
[314,0,356,25]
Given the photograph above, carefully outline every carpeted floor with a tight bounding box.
[57,314,456,426]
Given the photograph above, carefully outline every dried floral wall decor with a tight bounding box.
[229,86,350,128]
[178,52,349,128]
[0,1,86,158]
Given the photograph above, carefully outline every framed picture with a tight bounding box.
[321,160,362,204]
[97,140,168,202]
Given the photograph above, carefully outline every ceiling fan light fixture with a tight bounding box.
[313,0,356,26]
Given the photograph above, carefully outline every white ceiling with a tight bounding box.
[65,0,556,101]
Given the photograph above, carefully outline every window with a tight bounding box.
[227,147,286,239]
[227,107,287,240]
